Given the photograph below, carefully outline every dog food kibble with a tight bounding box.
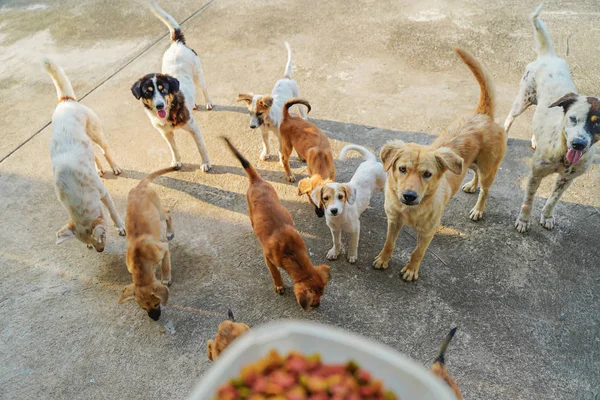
[214,350,399,399]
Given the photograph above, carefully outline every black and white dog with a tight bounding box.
[131,0,213,172]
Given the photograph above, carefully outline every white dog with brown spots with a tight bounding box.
[505,4,600,232]
[44,57,125,252]
[311,145,386,263]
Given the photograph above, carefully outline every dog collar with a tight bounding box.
[59,96,76,102]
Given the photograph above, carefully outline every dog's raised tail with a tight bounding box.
[434,327,457,365]
[339,144,377,163]
[454,48,496,117]
[283,98,311,120]
[228,309,235,322]
[221,137,261,183]
[283,41,293,78]
[150,0,186,44]
[138,166,177,188]
[531,4,555,58]
[42,57,76,102]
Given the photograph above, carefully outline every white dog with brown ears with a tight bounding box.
[237,42,306,162]
[131,0,213,172]
[505,4,600,233]
[312,145,386,263]
[44,57,125,252]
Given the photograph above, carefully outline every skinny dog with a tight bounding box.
[207,310,250,361]
[222,137,330,310]
[44,57,125,252]
[373,48,506,281]
[131,0,212,172]
[119,167,176,321]
[431,328,462,400]
[312,145,386,263]
[505,4,600,233]
[237,42,306,162]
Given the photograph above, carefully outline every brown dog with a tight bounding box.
[431,327,462,400]
[119,167,176,320]
[279,98,336,217]
[222,137,330,310]
[207,310,250,361]
[373,48,506,281]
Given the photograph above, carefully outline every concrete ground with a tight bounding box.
[1,0,599,399]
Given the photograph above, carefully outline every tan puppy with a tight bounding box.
[279,98,336,216]
[431,327,462,400]
[207,310,250,361]
[119,167,176,320]
[373,48,506,281]
[222,137,331,310]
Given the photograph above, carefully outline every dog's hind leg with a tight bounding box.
[539,176,574,230]
[160,244,172,285]
[163,209,174,240]
[86,110,122,175]
[504,69,536,138]
[264,254,284,295]
[193,59,213,110]
[185,119,212,172]
[101,192,126,236]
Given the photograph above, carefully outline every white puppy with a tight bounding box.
[44,57,125,252]
[131,0,212,172]
[237,42,306,161]
[504,4,600,232]
[312,145,387,263]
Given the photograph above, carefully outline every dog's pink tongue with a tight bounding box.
[157,110,167,119]
[566,149,583,164]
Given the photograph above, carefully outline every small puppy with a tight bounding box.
[222,137,330,310]
[44,57,125,252]
[430,327,462,400]
[207,310,250,361]
[311,145,386,263]
[131,0,212,172]
[118,167,176,321]
[237,42,306,162]
[504,4,600,233]
[373,48,506,281]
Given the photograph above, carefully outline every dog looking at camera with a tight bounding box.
[118,167,176,321]
[504,4,600,233]
[311,145,386,263]
[222,137,330,310]
[207,310,250,361]
[131,0,212,172]
[237,42,306,162]
[373,48,506,281]
[44,57,125,252]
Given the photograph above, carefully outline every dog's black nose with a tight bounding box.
[330,208,338,215]
[403,191,418,203]
[156,103,165,110]
[148,308,161,321]
[249,124,257,129]
[571,139,587,151]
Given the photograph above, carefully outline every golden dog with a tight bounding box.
[222,137,331,310]
[119,167,176,320]
[373,48,506,280]
[207,310,250,361]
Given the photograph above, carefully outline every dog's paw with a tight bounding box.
[287,174,296,183]
[530,135,537,150]
[275,285,285,295]
[469,207,484,221]
[400,265,419,281]
[200,162,212,173]
[372,255,389,270]
[347,254,357,264]
[166,232,175,241]
[162,279,172,286]
[259,151,269,161]
[117,225,126,236]
[171,161,183,170]
[540,215,555,230]
[97,168,106,177]
[326,248,339,260]
[462,181,477,193]
[112,164,123,175]
[205,102,213,111]
[515,217,530,233]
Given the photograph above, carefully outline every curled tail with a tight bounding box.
[228,309,235,322]
[42,57,76,102]
[221,137,261,183]
[283,98,311,120]
[454,48,496,117]
[137,166,177,188]
[531,3,555,58]
[150,0,186,44]
[339,144,377,162]
[283,42,293,78]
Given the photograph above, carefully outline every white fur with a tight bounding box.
[43,57,125,250]
[313,145,387,263]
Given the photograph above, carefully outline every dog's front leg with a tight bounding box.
[515,173,543,233]
[158,127,182,170]
[160,246,172,286]
[326,229,342,260]
[540,176,573,230]
[401,231,434,281]
[347,228,359,264]
[373,215,403,270]
[94,155,106,177]
[259,126,270,161]
[264,254,284,294]
[186,120,212,172]
[101,193,126,236]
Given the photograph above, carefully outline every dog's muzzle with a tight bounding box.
[148,307,161,321]
[401,190,419,206]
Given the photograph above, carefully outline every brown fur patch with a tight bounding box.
[167,91,190,127]
[207,320,250,361]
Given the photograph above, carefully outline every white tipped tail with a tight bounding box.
[283,41,293,78]
[531,3,555,58]
[150,0,184,43]
[339,144,377,162]
[43,57,76,102]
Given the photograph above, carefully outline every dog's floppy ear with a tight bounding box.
[297,177,313,195]
[316,264,331,284]
[236,93,254,105]
[434,147,463,175]
[310,185,323,207]
[56,223,76,245]
[131,78,143,100]
[550,92,579,113]
[165,76,180,93]
[380,141,406,171]
[259,95,274,108]
[342,184,356,205]
[153,282,169,306]
[118,284,135,304]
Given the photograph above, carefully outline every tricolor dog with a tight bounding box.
[504,4,600,233]
[237,42,306,162]
[44,57,125,252]
[131,0,213,172]
[312,145,386,263]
